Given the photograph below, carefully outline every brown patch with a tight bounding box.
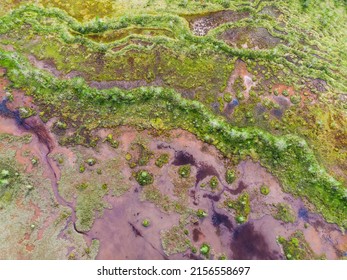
[192,228,205,242]
[29,201,42,222]
[26,244,35,252]
[224,59,255,102]
[219,27,282,49]
[185,10,249,36]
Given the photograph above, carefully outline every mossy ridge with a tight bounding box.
[1,4,346,97]
[0,0,255,19]
[0,48,346,229]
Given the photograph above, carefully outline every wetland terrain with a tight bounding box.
[0,0,346,260]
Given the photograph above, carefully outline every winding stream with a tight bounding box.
[0,98,84,235]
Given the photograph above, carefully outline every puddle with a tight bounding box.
[85,192,180,260]
[192,228,205,242]
[211,209,234,231]
[226,180,248,195]
[172,151,196,166]
[196,163,218,184]
[230,222,281,260]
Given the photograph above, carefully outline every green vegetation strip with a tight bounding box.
[0,48,346,229]
[0,4,346,94]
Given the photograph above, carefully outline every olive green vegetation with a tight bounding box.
[225,169,236,184]
[142,219,150,227]
[18,106,36,119]
[197,209,208,218]
[0,163,20,206]
[0,150,35,208]
[155,153,170,168]
[103,133,119,148]
[209,175,219,190]
[0,2,346,231]
[75,182,109,232]
[140,184,189,214]
[278,231,325,260]
[0,136,98,259]
[0,47,346,229]
[274,203,296,223]
[86,158,96,166]
[178,164,191,178]
[224,192,250,224]
[260,185,270,195]
[127,142,153,168]
[161,225,191,256]
[135,170,154,186]
[200,243,211,257]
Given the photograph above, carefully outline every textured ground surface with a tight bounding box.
[0,0,346,260]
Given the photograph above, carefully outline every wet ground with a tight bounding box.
[0,72,345,260]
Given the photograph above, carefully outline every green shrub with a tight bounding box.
[225,169,236,184]
[209,176,219,189]
[274,203,296,223]
[196,209,208,218]
[178,164,191,178]
[260,185,270,195]
[142,219,150,227]
[135,170,154,186]
[200,243,210,256]
[155,153,169,168]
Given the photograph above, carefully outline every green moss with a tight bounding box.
[125,153,132,161]
[224,192,250,223]
[209,176,219,189]
[178,164,191,178]
[103,134,119,148]
[274,203,296,223]
[290,95,301,104]
[31,157,39,166]
[200,243,210,256]
[79,164,85,173]
[0,158,28,207]
[223,93,232,103]
[135,170,153,186]
[142,219,150,227]
[196,209,208,218]
[18,106,35,119]
[278,231,325,260]
[55,121,67,130]
[260,185,270,195]
[86,158,96,166]
[0,3,346,230]
[161,225,191,256]
[155,153,169,168]
[75,182,108,232]
[225,169,236,184]
[129,142,153,167]
[282,90,289,97]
